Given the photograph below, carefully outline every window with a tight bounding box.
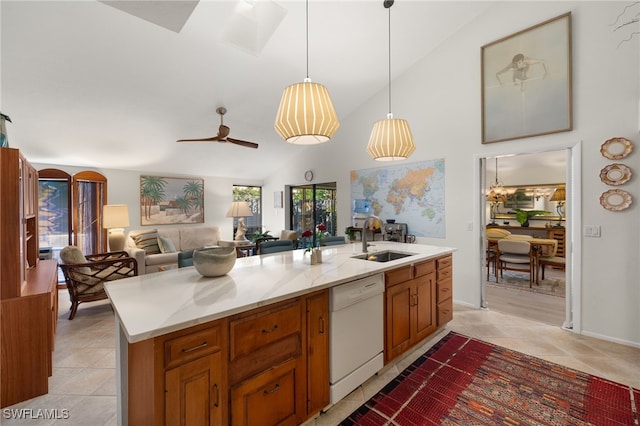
[232,185,262,238]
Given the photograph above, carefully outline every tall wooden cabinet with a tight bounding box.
[1,147,58,408]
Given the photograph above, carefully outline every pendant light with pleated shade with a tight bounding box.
[367,0,415,161]
[274,0,339,145]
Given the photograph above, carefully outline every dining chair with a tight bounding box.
[485,228,511,280]
[178,250,194,268]
[258,239,294,254]
[497,239,535,287]
[279,230,299,249]
[255,236,279,254]
[538,255,566,281]
[322,236,346,246]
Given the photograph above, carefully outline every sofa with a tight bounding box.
[125,226,220,274]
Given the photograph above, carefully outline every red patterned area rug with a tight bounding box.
[341,332,639,425]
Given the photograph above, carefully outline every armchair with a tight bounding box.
[59,246,138,320]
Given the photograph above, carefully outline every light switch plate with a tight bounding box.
[584,225,601,237]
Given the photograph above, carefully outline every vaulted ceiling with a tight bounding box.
[2,1,495,179]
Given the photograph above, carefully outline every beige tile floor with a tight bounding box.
[4,289,639,425]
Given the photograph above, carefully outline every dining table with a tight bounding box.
[487,235,558,284]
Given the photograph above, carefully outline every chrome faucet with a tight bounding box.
[362,215,380,253]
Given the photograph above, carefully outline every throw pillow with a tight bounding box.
[59,246,91,275]
[132,230,161,255]
[158,235,177,253]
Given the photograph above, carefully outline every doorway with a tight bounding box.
[477,143,581,332]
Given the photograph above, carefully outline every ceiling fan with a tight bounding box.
[177,107,259,149]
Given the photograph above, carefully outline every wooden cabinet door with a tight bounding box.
[305,291,329,417]
[413,272,437,342]
[385,281,412,363]
[231,358,299,426]
[165,351,223,426]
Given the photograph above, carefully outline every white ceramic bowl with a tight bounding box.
[192,247,236,277]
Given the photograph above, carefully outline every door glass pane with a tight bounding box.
[39,179,70,282]
[76,180,104,255]
[232,186,262,238]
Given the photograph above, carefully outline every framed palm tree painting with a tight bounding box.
[140,176,204,225]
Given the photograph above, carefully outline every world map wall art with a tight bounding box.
[350,159,445,238]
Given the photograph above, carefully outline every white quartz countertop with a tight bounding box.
[104,242,455,343]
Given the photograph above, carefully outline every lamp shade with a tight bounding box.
[274,79,340,145]
[550,187,566,202]
[103,204,130,229]
[367,116,416,161]
[226,201,253,218]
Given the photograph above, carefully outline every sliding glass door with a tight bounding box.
[290,183,337,246]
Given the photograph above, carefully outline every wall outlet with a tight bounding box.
[584,225,601,237]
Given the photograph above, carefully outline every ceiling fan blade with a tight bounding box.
[227,137,259,149]
[177,136,222,142]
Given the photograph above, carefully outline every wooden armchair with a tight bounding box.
[59,248,138,319]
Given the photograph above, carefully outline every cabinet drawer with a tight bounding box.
[414,260,435,278]
[437,266,452,281]
[437,300,453,325]
[164,325,222,369]
[230,300,301,362]
[231,358,298,426]
[437,278,452,303]
[436,255,452,270]
[385,265,412,287]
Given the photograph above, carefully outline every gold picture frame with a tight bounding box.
[482,12,572,144]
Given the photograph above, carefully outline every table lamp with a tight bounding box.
[103,204,130,251]
[226,201,253,241]
[550,188,566,228]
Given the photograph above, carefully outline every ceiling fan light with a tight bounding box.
[274,80,340,145]
[367,117,416,161]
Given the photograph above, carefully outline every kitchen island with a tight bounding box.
[105,241,455,425]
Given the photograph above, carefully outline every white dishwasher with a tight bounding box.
[329,273,385,404]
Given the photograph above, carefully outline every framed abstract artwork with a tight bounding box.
[482,12,572,144]
[140,176,204,225]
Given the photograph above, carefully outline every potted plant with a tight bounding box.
[345,227,357,242]
[512,209,549,227]
[250,229,272,242]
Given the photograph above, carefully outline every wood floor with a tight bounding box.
[485,268,566,326]
[486,284,565,326]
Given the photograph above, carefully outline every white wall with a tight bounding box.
[33,162,263,242]
[264,2,640,347]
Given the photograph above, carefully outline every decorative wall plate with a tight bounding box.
[600,137,633,160]
[599,189,632,211]
[599,163,632,186]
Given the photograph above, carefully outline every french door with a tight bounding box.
[39,169,108,267]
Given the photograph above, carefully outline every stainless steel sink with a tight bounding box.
[351,250,416,263]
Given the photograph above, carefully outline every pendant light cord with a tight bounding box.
[388,4,392,114]
[385,0,394,116]
[306,0,309,79]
